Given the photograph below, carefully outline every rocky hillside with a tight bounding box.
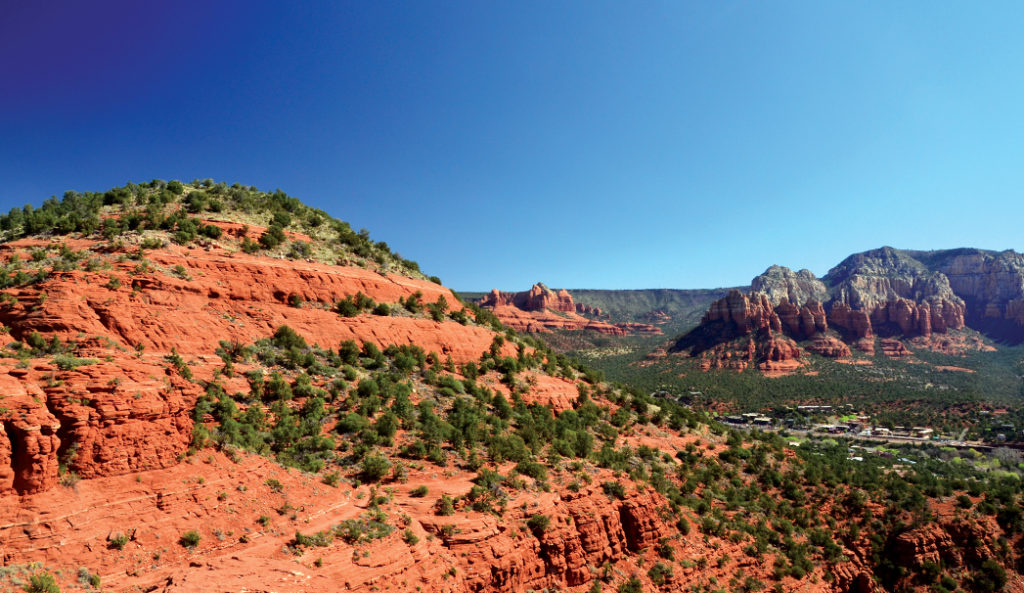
[1,187,1022,593]
[673,247,1024,373]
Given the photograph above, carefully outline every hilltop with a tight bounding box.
[0,183,1022,593]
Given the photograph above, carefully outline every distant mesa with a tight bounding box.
[675,247,1022,373]
[479,283,660,335]
[481,282,575,314]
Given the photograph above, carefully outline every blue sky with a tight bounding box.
[3,2,1024,290]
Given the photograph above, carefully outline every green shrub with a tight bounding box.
[403,291,422,314]
[360,454,391,482]
[108,532,130,550]
[293,530,332,548]
[656,537,675,560]
[259,225,286,249]
[402,528,419,545]
[515,460,547,481]
[436,494,455,516]
[179,530,201,548]
[334,511,393,544]
[271,325,307,350]
[53,355,98,371]
[526,513,550,535]
[648,562,673,586]
[336,296,360,317]
[972,559,1007,593]
[602,481,627,500]
[140,237,164,250]
[410,485,429,498]
[241,237,260,253]
[25,331,48,352]
[24,571,60,593]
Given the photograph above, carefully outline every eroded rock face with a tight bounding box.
[454,486,670,593]
[479,283,660,336]
[42,362,201,481]
[0,373,60,495]
[775,298,828,338]
[751,265,828,306]
[702,291,781,334]
[926,249,1024,340]
[889,518,998,577]
[0,361,200,496]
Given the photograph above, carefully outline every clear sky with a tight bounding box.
[3,2,1024,290]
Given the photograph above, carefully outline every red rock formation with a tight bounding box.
[880,338,911,357]
[828,303,874,339]
[0,359,200,497]
[0,373,60,495]
[853,337,876,355]
[890,519,998,574]
[807,336,851,358]
[831,562,878,593]
[909,333,996,355]
[775,298,828,338]
[42,361,201,481]
[640,309,671,323]
[480,284,660,336]
[856,297,966,338]
[682,282,974,372]
[480,283,574,313]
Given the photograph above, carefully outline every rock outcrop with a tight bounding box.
[751,265,828,306]
[0,373,60,495]
[479,283,660,335]
[671,247,1024,372]
[918,248,1024,341]
[480,283,575,313]
[826,247,966,338]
